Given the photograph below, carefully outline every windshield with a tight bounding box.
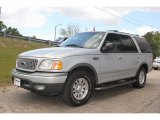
[60,32,105,49]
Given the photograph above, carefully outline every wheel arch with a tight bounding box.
[68,63,98,86]
[137,63,148,74]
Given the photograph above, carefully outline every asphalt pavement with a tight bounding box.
[0,70,160,113]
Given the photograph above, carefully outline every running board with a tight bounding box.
[95,79,136,91]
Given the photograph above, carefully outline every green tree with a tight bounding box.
[0,21,7,32]
[5,27,22,36]
[143,31,160,58]
[32,35,36,39]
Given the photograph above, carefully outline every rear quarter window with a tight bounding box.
[134,37,152,53]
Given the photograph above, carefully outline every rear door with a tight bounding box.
[119,34,140,77]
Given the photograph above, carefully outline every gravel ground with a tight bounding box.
[0,70,160,113]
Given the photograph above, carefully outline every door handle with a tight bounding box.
[118,56,122,60]
[137,56,140,63]
[93,57,99,60]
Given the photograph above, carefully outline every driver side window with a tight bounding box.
[101,33,122,53]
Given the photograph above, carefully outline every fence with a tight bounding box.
[0,32,54,45]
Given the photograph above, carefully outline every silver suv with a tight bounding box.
[12,31,153,106]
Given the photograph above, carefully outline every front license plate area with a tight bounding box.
[14,78,21,87]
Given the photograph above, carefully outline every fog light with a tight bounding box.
[34,85,45,91]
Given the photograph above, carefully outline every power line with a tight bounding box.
[95,7,160,31]
[95,7,141,27]
[107,7,159,30]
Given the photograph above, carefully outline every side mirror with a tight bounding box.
[102,42,114,51]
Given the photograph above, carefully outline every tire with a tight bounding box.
[62,70,93,106]
[154,67,158,70]
[132,67,146,88]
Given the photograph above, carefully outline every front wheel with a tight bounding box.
[62,70,93,106]
[132,67,146,88]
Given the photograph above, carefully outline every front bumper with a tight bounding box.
[11,69,68,94]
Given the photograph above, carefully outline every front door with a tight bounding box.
[99,33,139,84]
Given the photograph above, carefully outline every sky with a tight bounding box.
[1,6,160,41]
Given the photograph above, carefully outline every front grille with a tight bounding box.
[17,58,38,71]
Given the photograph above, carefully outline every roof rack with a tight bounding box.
[107,30,140,36]
[107,30,118,32]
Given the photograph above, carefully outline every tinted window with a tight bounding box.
[121,35,138,53]
[101,33,122,53]
[134,37,152,53]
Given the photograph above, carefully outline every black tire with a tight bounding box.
[62,70,93,106]
[154,67,158,70]
[132,67,146,88]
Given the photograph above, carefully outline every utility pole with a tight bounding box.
[54,23,62,41]
[93,26,95,31]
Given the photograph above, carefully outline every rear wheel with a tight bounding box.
[62,70,93,106]
[132,67,146,88]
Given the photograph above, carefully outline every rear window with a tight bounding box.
[134,37,152,53]
[121,35,138,53]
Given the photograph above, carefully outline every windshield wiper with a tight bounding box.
[65,44,83,48]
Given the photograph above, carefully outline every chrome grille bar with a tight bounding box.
[17,58,38,71]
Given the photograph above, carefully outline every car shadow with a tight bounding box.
[19,85,131,105]
[92,84,134,100]
[93,82,156,98]
[12,82,155,112]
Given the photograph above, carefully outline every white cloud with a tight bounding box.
[138,7,160,12]
[1,0,160,7]
[43,7,160,26]
[136,26,158,36]
[43,7,136,25]
[1,7,160,39]
[1,7,160,29]
[1,7,47,28]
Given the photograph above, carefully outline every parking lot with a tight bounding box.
[0,70,160,113]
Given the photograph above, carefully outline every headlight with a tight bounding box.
[39,60,62,70]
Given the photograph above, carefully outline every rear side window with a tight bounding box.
[134,37,152,53]
[121,35,138,53]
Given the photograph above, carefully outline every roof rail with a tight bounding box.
[107,30,118,32]
[107,30,140,36]
[117,31,140,36]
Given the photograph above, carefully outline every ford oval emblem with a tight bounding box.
[21,61,26,66]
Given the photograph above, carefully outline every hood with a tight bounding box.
[19,47,98,59]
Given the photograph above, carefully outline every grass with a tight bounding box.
[0,36,50,85]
